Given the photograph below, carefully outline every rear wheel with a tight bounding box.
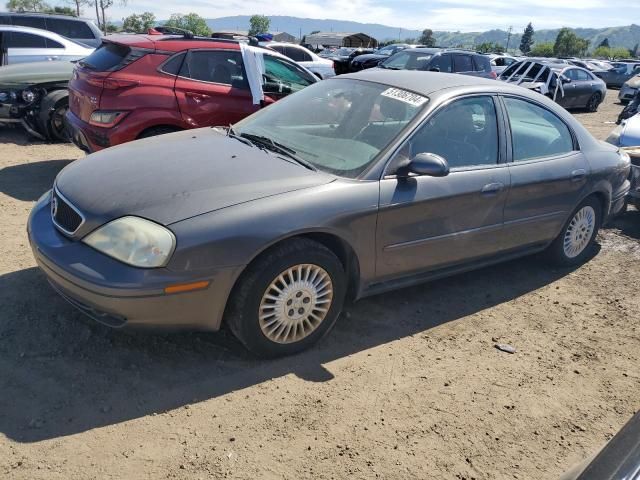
[586,92,601,112]
[226,238,346,358]
[546,197,601,266]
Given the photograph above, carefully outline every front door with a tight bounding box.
[174,49,258,128]
[500,96,589,250]
[376,95,510,281]
[564,68,593,107]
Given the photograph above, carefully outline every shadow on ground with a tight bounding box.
[608,207,640,240]
[0,159,72,201]
[0,246,597,443]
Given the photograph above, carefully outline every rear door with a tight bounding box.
[500,96,588,249]
[174,49,257,128]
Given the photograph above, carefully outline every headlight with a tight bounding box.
[83,216,176,268]
[606,125,623,146]
[0,91,8,102]
[21,89,37,104]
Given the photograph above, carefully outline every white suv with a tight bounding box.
[0,25,94,65]
[261,42,335,79]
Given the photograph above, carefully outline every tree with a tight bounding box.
[6,0,49,12]
[553,27,589,57]
[519,23,534,55]
[44,5,75,15]
[598,38,610,48]
[248,15,270,36]
[476,42,503,54]
[164,13,211,36]
[529,42,555,57]
[122,11,155,33]
[65,0,89,16]
[418,28,436,47]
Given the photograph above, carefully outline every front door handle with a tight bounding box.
[185,92,211,102]
[571,169,587,182]
[481,182,505,195]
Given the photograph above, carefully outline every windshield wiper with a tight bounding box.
[226,124,254,147]
[239,133,317,171]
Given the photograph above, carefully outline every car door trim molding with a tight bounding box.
[503,210,566,227]
[383,222,503,252]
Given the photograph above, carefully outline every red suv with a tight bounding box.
[66,34,317,152]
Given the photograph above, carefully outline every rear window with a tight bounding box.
[473,55,491,73]
[80,42,132,71]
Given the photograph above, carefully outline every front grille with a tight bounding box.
[52,189,83,235]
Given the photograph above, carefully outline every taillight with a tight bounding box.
[490,71,497,80]
[103,78,139,90]
[89,110,127,128]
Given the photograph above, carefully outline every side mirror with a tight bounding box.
[560,75,571,84]
[401,153,450,177]
[429,67,440,72]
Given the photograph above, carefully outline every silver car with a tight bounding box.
[594,62,640,88]
[0,25,93,65]
[262,42,335,79]
[28,71,631,357]
[619,74,640,103]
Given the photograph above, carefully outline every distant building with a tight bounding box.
[303,32,379,48]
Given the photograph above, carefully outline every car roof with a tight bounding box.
[0,11,94,22]
[0,24,69,39]
[343,69,520,96]
[104,34,243,52]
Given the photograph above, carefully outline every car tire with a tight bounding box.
[586,92,601,112]
[226,238,346,358]
[46,98,70,142]
[137,126,180,139]
[546,196,602,267]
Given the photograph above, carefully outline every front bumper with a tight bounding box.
[618,86,637,103]
[28,195,241,331]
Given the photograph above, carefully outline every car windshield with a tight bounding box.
[381,51,433,70]
[234,79,428,178]
[333,48,354,56]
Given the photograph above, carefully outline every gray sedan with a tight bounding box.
[28,71,631,357]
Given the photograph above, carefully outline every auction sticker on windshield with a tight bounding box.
[380,88,428,107]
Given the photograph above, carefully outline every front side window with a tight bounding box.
[453,55,473,72]
[503,97,574,161]
[430,54,452,72]
[235,79,427,178]
[407,96,499,169]
[263,55,315,93]
[180,50,246,86]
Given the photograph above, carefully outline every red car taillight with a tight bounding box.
[89,111,128,128]
[490,71,497,80]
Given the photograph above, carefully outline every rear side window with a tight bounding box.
[504,97,574,161]
[473,55,491,73]
[179,50,246,86]
[160,52,185,75]
[46,18,94,39]
[80,42,132,71]
[453,55,473,72]
[7,31,47,48]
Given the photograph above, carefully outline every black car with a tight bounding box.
[378,48,496,79]
[329,47,377,75]
[350,43,415,71]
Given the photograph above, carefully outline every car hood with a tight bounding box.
[625,75,640,88]
[55,128,335,227]
[0,61,75,88]
[353,54,386,63]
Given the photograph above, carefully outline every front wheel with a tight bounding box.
[546,197,601,266]
[226,238,346,358]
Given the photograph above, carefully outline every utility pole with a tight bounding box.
[505,26,513,53]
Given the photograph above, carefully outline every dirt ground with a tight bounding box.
[0,90,638,480]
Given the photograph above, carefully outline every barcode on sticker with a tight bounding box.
[380,88,428,107]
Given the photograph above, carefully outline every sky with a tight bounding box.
[13,0,640,32]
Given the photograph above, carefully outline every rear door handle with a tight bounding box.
[185,92,210,101]
[571,169,587,182]
[481,182,505,195]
